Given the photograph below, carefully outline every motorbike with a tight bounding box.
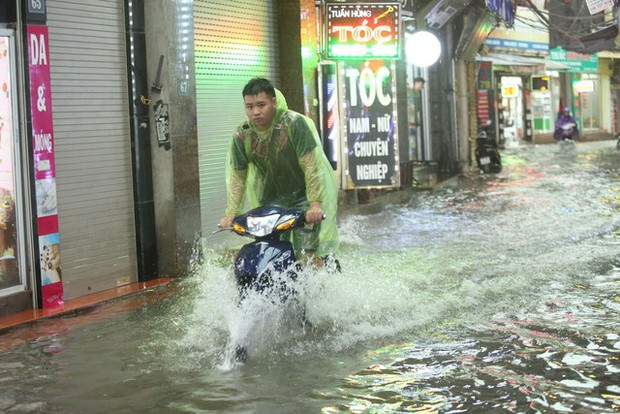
[215,205,334,362]
[226,205,307,298]
[475,122,502,174]
[555,122,578,143]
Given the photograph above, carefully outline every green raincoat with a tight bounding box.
[225,89,339,257]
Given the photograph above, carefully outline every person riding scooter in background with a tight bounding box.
[554,107,579,141]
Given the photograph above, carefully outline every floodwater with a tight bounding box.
[1,140,619,413]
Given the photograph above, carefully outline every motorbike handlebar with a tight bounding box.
[213,206,325,235]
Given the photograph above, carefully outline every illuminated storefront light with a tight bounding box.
[405,31,441,67]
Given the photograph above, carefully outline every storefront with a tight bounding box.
[480,3,614,145]
[45,1,138,300]
[480,3,550,144]
[1,0,140,315]
[317,2,402,191]
[0,29,29,309]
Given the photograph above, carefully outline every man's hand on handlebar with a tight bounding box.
[305,202,324,224]
[219,203,324,228]
[219,214,235,228]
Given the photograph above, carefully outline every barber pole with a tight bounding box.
[319,62,340,169]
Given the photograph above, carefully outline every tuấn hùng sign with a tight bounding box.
[326,2,401,60]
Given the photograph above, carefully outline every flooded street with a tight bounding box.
[1,140,619,413]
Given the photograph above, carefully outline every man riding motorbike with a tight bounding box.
[554,107,579,141]
[219,77,339,265]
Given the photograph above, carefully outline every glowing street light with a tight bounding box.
[405,31,441,67]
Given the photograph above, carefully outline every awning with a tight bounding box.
[598,51,620,59]
[477,53,571,70]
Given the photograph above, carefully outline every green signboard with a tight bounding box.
[548,47,598,73]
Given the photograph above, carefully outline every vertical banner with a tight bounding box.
[319,61,339,169]
[341,60,399,189]
[477,61,492,126]
[27,25,63,307]
[477,90,491,125]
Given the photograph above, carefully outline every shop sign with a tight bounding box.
[585,0,614,15]
[341,60,399,189]
[485,6,548,52]
[326,3,400,60]
[477,61,492,90]
[549,47,598,73]
[27,24,63,308]
[25,0,47,22]
[477,90,491,124]
[574,80,595,93]
[501,85,518,98]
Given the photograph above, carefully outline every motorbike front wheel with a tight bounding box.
[490,159,502,173]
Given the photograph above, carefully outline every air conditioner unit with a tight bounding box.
[425,0,473,30]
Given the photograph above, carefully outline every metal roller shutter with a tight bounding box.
[47,0,137,299]
[194,0,280,242]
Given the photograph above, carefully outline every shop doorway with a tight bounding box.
[500,76,524,147]
[406,65,430,161]
[574,75,600,130]
[0,30,28,299]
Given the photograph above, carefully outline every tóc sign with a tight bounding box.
[326,3,400,60]
[341,60,399,189]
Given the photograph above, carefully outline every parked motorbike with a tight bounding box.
[215,205,336,362]
[475,122,502,174]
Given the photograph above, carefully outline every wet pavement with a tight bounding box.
[0,140,618,413]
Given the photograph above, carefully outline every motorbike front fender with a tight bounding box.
[234,241,297,289]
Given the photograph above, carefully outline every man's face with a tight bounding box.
[414,81,424,91]
[244,92,277,130]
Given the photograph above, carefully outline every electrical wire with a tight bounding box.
[490,0,617,46]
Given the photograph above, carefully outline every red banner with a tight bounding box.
[27,25,63,308]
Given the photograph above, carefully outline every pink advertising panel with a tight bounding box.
[27,25,63,308]
[28,25,55,180]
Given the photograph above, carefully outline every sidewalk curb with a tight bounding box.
[0,278,176,333]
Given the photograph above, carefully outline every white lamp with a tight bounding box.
[405,31,441,67]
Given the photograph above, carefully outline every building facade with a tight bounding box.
[1,0,491,316]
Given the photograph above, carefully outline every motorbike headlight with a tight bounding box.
[247,214,280,237]
[233,223,246,235]
[276,218,296,231]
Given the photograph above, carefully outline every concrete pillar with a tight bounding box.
[454,58,472,171]
[144,1,200,277]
